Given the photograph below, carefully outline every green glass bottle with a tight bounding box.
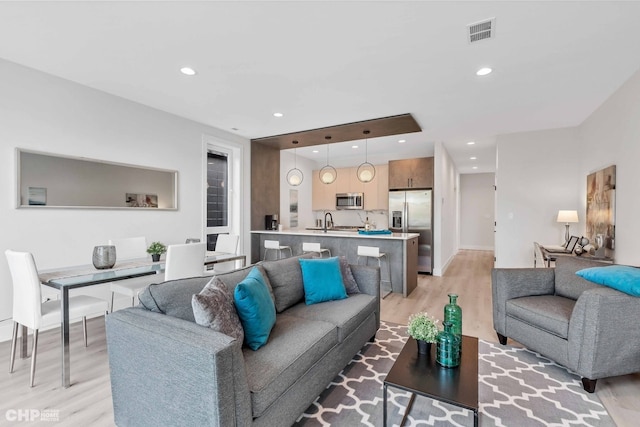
[436,321,461,368]
[444,293,462,339]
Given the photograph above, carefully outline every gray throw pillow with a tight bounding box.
[192,277,244,342]
[261,254,314,312]
[138,276,211,322]
[339,256,360,294]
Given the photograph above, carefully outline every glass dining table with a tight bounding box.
[34,251,246,388]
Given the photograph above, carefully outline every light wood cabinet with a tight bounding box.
[312,165,389,211]
[388,157,434,190]
[312,169,336,211]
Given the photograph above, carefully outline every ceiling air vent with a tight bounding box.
[467,18,495,43]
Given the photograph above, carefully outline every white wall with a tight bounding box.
[0,59,251,324]
[495,127,582,267]
[279,151,315,229]
[494,67,640,268]
[433,142,459,276]
[495,127,581,267]
[578,67,640,266]
[460,173,495,250]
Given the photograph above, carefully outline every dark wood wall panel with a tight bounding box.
[251,142,280,231]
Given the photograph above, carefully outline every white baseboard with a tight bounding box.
[433,252,456,277]
[459,245,494,251]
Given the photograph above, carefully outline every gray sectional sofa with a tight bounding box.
[492,256,640,393]
[106,254,380,426]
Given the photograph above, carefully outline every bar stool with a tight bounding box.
[264,240,293,260]
[357,245,392,298]
[302,242,331,258]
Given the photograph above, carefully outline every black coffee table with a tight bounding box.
[383,335,478,426]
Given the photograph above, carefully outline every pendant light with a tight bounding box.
[357,130,376,183]
[286,141,303,186]
[319,136,337,184]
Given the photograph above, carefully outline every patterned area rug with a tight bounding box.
[294,321,614,427]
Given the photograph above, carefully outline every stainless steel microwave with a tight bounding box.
[336,193,364,210]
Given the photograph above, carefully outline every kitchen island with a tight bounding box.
[251,229,419,297]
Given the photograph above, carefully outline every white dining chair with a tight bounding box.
[165,243,207,280]
[6,250,109,387]
[212,234,240,273]
[108,237,163,311]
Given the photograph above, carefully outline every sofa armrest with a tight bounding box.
[568,287,640,379]
[106,307,252,427]
[491,268,555,336]
[350,264,380,330]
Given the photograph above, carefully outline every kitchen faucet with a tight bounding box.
[323,212,333,233]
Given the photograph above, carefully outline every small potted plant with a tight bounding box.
[147,241,167,262]
[408,312,440,354]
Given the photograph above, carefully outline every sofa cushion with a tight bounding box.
[554,256,609,300]
[243,314,337,418]
[138,275,211,322]
[506,295,575,339]
[214,264,275,303]
[285,293,377,342]
[261,254,314,312]
[576,265,640,297]
[299,257,347,305]
[192,277,244,342]
[339,256,360,294]
[234,267,276,350]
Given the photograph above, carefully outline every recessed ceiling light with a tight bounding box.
[470,156,477,160]
[472,166,478,170]
[398,139,406,143]
[352,145,359,149]
[476,67,492,76]
[312,150,319,153]
[273,112,284,118]
[231,127,239,131]
[180,67,197,76]
[467,141,475,145]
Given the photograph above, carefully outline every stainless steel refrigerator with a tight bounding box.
[389,189,433,274]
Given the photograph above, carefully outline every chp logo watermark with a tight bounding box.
[5,409,59,422]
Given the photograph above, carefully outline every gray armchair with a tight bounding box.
[492,256,640,393]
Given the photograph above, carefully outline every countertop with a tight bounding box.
[251,229,419,240]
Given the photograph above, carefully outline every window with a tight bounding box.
[204,135,244,252]
[207,152,228,228]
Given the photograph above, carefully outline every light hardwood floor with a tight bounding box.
[1,250,637,426]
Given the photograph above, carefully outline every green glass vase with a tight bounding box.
[444,293,462,339]
[436,321,461,368]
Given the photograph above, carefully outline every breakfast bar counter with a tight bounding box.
[251,229,419,297]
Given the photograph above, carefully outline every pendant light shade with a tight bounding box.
[286,146,303,186]
[357,130,376,183]
[319,140,337,184]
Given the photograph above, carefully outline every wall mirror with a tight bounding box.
[16,149,178,210]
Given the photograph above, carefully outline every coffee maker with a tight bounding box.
[265,214,278,230]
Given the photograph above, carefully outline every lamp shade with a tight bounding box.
[557,210,579,223]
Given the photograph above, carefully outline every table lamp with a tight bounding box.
[557,210,579,244]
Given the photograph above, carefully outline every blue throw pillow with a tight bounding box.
[233,267,276,350]
[299,257,348,305]
[575,265,640,297]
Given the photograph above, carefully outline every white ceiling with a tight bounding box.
[1,1,639,173]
